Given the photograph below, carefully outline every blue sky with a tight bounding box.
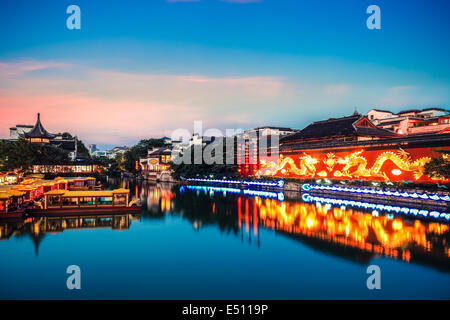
[0,0,449,148]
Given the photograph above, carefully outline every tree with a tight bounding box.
[170,137,238,179]
[124,139,168,173]
[424,150,450,181]
[0,138,70,172]
[115,153,125,171]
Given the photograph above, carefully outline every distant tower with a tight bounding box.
[353,106,360,116]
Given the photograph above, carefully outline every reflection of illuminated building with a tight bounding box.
[0,214,135,254]
[260,112,450,182]
[0,219,24,240]
[140,183,175,214]
[30,215,132,233]
[172,186,450,267]
[252,197,449,263]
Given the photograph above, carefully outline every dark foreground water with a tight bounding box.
[0,180,449,299]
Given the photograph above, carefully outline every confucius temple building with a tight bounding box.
[251,110,450,183]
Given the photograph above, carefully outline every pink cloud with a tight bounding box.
[0,92,191,145]
[0,60,68,77]
[0,60,287,145]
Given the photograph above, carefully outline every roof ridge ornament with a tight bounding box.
[24,112,55,140]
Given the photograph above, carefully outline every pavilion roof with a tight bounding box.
[24,113,55,139]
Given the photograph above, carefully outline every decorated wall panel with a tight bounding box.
[259,146,450,182]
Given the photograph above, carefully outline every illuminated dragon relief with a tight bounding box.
[271,149,431,181]
[277,153,318,177]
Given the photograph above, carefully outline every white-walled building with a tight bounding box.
[367,107,449,135]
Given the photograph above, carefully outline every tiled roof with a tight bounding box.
[149,147,172,155]
[50,140,76,151]
[24,113,55,139]
[281,115,396,143]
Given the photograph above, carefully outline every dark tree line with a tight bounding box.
[170,137,239,179]
[0,138,70,172]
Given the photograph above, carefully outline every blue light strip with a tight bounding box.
[243,189,285,201]
[302,183,450,202]
[185,178,284,188]
[302,193,450,222]
[186,185,242,194]
[183,185,284,201]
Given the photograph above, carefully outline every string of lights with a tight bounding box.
[182,185,285,201]
[184,178,285,188]
[302,183,450,202]
[302,193,450,221]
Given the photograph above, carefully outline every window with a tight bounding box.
[98,197,113,205]
[62,197,78,206]
[48,196,61,207]
[113,194,127,206]
[79,197,94,206]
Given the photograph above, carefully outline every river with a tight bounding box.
[0,179,449,299]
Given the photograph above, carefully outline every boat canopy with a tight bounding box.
[44,188,130,198]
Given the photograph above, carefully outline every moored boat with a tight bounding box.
[27,188,141,216]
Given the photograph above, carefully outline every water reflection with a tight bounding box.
[0,214,139,255]
[138,182,449,271]
[256,197,449,267]
[1,180,449,272]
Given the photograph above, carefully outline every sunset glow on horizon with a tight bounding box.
[1,0,449,148]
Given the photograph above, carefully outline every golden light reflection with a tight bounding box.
[147,187,174,212]
[245,197,449,262]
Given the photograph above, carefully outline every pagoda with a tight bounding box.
[8,113,78,161]
[24,113,55,143]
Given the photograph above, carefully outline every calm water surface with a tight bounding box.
[0,180,449,299]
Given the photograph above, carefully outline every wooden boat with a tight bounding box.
[0,190,26,218]
[26,188,141,216]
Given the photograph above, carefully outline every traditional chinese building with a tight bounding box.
[9,113,77,160]
[139,147,173,181]
[32,161,105,174]
[258,112,450,182]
